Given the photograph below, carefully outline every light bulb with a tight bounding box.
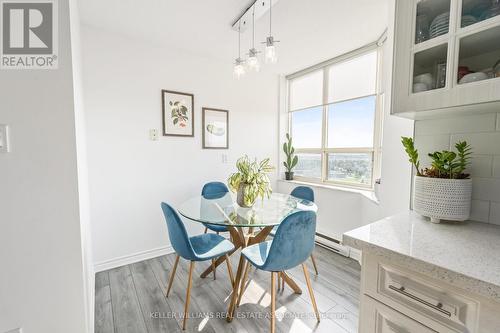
[233,62,245,79]
[247,54,260,72]
[247,48,260,72]
[265,44,277,63]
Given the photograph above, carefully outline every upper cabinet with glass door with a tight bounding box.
[391,0,500,118]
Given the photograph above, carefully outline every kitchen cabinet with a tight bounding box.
[391,0,500,119]
[343,212,500,332]
[358,253,500,332]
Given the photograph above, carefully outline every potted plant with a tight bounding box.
[283,133,298,180]
[402,137,473,223]
[228,155,274,208]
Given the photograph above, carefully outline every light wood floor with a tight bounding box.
[95,245,361,333]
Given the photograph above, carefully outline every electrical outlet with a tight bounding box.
[149,128,158,141]
[221,153,228,164]
[0,124,9,153]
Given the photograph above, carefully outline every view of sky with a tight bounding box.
[291,95,376,149]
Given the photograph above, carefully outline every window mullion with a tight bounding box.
[321,67,329,182]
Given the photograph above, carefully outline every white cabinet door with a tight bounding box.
[361,295,437,333]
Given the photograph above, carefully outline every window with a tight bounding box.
[287,47,382,189]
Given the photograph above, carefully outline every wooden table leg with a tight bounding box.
[281,271,302,294]
[227,226,274,322]
[200,226,243,278]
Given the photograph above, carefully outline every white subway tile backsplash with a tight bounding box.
[470,200,490,223]
[468,155,492,178]
[415,113,497,136]
[493,156,500,178]
[450,132,500,155]
[471,177,500,201]
[489,202,500,226]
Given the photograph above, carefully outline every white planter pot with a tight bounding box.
[413,176,472,223]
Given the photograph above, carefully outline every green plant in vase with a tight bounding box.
[283,133,298,180]
[401,137,473,223]
[228,155,274,208]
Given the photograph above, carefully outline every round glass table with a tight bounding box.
[177,192,318,322]
[178,192,317,227]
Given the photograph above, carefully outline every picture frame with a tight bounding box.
[162,89,194,137]
[202,108,229,149]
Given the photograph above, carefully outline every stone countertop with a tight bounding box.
[343,211,500,303]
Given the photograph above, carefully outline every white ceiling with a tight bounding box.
[79,0,389,75]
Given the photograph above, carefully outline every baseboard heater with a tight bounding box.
[315,232,350,257]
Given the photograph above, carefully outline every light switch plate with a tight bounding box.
[0,124,9,153]
[149,128,158,141]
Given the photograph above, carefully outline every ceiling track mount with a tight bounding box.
[231,0,280,32]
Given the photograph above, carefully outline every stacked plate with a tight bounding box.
[429,12,449,38]
[461,15,477,28]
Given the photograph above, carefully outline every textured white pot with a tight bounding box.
[413,176,472,223]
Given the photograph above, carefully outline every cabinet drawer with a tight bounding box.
[363,257,478,332]
[360,295,436,333]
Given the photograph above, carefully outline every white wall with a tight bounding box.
[414,113,500,225]
[279,0,414,241]
[81,26,279,269]
[0,1,90,332]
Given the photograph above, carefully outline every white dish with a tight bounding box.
[413,83,428,93]
[459,72,489,84]
[414,73,433,88]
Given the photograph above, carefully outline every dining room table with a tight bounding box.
[177,191,318,322]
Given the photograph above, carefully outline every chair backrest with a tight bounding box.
[291,186,314,202]
[161,202,195,260]
[263,210,317,271]
[201,182,229,199]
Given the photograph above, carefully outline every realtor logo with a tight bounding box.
[1,0,58,69]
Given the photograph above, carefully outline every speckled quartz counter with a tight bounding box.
[343,211,500,304]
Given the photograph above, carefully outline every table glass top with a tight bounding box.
[177,192,317,227]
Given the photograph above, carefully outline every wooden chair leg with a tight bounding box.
[204,227,208,234]
[212,259,216,280]
[302,264,320,322]
[310,254,319,275]
[236,261,250,307]
[182,261,195,330]
[271,272,276,333]
[225,254,234,287]
[166,255,180,297]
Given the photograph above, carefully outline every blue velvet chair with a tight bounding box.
[270,186,319,275]
[161,202,235,330]
[201,182,230,234]
[240,210,320,332]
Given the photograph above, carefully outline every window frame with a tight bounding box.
[286,44,383,190]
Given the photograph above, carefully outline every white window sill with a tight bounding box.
[278,179,380,204]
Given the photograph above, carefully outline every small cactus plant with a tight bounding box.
[283,133,298,180]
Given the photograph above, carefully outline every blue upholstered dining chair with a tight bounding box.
[161,202,235,330]
[240,210,320,332]
[269,186,319,275]
[201,182,230,235]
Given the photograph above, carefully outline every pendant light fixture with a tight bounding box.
[233,22,246,79]
[263,0,279,63]
[247,6,260,72]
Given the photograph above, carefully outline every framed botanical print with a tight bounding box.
[162,90,194,137]
[202,108,229,149]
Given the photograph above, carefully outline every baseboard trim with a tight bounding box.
[94,245,174,272]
